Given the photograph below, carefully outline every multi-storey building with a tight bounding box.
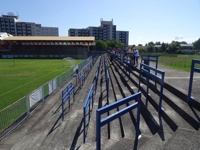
[116,31,129,49]
[33,24,59,36]
[68,19,129,48]
[0,13,59,36]
[88,27,103,40]
[68,28,90,36]
[16,22,33,36]
[0,14,19,36]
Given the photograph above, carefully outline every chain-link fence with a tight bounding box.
[0,56,92,139]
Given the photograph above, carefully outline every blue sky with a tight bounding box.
[1,0,200,45]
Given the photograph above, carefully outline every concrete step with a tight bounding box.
[162,128,200,150]
[139,131,172,150]
[80,135,150,150]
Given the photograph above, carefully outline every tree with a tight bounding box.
[193,38,200,50]
[166,41,180,53]
[106,40,125,50]
[117,42,125,50]
[137,47,146,54]
[146,41,154,53]
[107,40,117,50]
[146,45,154,53]
[148,41,155,46]
[180,41,187,44]
[155,41,161,45]
[161,42,168,52]
[96,40,107,51]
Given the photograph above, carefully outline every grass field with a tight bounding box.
[0,59,82,110]
[159,54,200,72]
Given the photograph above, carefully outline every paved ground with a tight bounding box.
[0,54,199,150]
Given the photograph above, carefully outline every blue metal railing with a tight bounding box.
[187,59,200,104]
[138,63,165,114]
[104,58,110,101]
[141,54,159,69]
[122,57,131,76]
[105,70,109,101]
[96,92,141,150]
[62,82,72,97]
[76,72,85,87]
[94,56,101,93]
[62,83,75,120]
[83,84,94,143]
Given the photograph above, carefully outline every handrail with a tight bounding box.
[104,57,109,101]
[62,82,72,96]
[138,63,165,114]
[188,59,200,104]
[61,84,75,120]
[83,84,94,143]
[96,92,141,150]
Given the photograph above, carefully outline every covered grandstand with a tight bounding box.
[0,36,95,59]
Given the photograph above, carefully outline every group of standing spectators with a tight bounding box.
[109,47,140,67]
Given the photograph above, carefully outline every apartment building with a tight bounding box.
[116,31,129,49]
[15,22,34,36]
[68,28,90,36]
[33,24,59,36]
[68,19,128,48]
[0,13,59,36]
[0,14,19,36]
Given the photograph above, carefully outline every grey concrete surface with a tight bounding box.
[0,55,199,150]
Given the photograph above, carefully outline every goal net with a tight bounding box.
[63,57,75,67]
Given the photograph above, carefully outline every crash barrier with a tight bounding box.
[83,84,95,143]
[62,83,75,120]
[141,54,158,69]
[0,56,93,139]
[78,72,86,87]
[76,64,90,87]
[104,57,110,101]
[122,57,131,76]
[94,56,102,92]
[141,55,159,85]
[138,63,165,114]
[109,52,131,76]
[187,59,200,104]
[96,92,141,150]
[76,55,99,87]
[83,56,102,142]
[62,82,73,97]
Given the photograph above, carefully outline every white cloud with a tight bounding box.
[174,35,183,41]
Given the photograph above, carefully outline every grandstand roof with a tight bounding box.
[3,36,95,42]
[2,36,96,46]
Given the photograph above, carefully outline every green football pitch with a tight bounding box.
[0,59,82,110]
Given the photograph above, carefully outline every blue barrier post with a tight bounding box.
[106,70,109,102]
[96,92,141,150]
[83,84,94,143]
[138,63,165,114]
[62,84,75,121]
[187,59,200,104]
[141,55,158,69]
[96,109,101,150]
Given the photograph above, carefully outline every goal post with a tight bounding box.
[63,57,75,67]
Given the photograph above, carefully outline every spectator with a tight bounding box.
[132,48,136,66]
[134,49,140,67]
